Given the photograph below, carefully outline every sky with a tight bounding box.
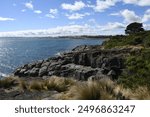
[0,0,150,37]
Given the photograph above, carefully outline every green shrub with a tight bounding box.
[104,31,150,49]
[118,49,150,89]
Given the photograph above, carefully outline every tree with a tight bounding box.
[125,22,144,35]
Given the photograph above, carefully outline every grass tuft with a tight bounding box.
[29,81,45,91]
[45,76,76,92]
[0,77,20,88]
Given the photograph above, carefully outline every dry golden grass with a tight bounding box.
[60,78,116,100]
[0,77,20,88]
[59,78,150,100]
[44,76,76,92]
[130,87,150,100]
[1,76,150,100]
[18,80,28,90]
[29,80,45,91]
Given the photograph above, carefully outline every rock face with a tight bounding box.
[14,45,138,80]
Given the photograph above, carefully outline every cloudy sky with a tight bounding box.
[0,0,150,36]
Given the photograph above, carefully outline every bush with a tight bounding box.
[118,49,150,89]
[29,81,45,91]
[104,31,150,49]
[44,76,76,92]
[0,77,19,88]
[65,79,116,100]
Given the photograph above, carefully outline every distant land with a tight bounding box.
[57,35,125,39]
[0,35,125,39]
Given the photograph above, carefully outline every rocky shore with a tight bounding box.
[0,44,145,100]
[13,44,142,81]
[1,30,150,100]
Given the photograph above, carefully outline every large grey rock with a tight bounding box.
[39,66,48,76]
[35,60,43,68]
[29,68,39,76]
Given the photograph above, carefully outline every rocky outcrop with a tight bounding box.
[14,45,140,80]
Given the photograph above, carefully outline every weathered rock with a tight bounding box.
[29,68,39,76]
[60,64,98,80]
[39,66,48,76]
[41,62,50,67]
[13,45,132,80]
[35,60,43,68]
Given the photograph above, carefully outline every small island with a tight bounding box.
[0,22,150,100]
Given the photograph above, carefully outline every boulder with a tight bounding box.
[39,66,48,76]
[29,68,39,76]
[35,60,43,68]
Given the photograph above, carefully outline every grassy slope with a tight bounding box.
[104,31,150,89]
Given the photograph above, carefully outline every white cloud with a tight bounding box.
[21,9,26,12]
[34,10,42,14]
[123,0,150,6]
[62,1,85,11]
[49,9,58,14]
[146,9,150,14]
[25,2,34,10]
[144,24,150,29]
[45,14,56,19]
[111,9,150,23]
[0,17,15,21]
[99,22,125,31]
[94,0,118,12]
[66,13,90,20]
[0,22,127,37]
[142,9,150,22]
[121,9,141,23]
[0,25,98,37]
[45,9,58,19]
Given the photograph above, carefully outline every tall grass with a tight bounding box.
[61,78,116,100]
[1,76,150,100]
[44,76,76,92]
[0,77,20,88]
[29,81,45,91]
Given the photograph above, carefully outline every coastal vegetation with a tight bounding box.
[0,22,150,100]
[104,23,150,90]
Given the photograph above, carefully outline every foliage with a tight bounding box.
[104,31,150,49]
[118,49,150,89]
[125,22,144,35]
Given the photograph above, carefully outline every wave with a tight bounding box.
[55,52,62,56]
[0,72,8,79]
[55,50,71,57]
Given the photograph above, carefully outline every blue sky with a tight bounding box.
[0,0,150,36]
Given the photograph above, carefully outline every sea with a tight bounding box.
[0,37,104,78]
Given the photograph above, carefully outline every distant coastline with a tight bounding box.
[0,34,125,39]
[57,35,113,39]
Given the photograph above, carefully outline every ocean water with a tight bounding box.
[0,37,104,77]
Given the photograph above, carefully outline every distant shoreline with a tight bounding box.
[0,35,122,39]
